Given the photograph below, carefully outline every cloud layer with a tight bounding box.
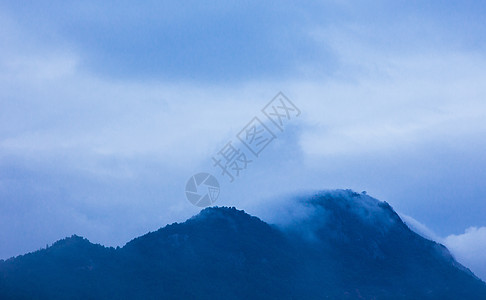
[402,214,486,281]
[444,227,486,281]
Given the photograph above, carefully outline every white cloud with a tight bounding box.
[401,214,486,282]
[400,214,442,242]
[444,227,486,282]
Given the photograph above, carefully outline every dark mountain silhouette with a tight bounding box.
[1,190,485,299]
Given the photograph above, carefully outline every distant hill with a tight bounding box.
[1,190,485,299]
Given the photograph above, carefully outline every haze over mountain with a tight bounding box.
[1,190,485,299]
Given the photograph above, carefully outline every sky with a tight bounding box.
[1,0,486,280]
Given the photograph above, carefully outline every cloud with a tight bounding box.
[400,214,442,242]
[444,227,486,282]
[400,214,486,282]
[0,1,333,82]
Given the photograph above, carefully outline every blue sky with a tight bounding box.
[1,0,486,280]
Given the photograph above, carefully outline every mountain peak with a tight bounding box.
[306,189,398,219]
[192,206,249,220]
[283,189,405,239]
[189,206,263,226]
[51,234,88,246]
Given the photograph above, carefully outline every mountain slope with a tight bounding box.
[1,190,485,299]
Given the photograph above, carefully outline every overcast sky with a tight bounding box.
[1,0,486,280]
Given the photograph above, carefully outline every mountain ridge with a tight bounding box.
[1,190,485,299]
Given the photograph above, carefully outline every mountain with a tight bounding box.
[1,190,485,299]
